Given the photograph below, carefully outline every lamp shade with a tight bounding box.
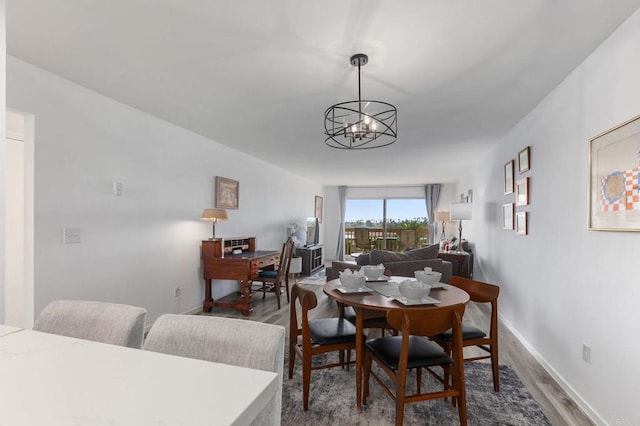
[450,203,472,221]
[435,211,450,222]
[200,208,228,222]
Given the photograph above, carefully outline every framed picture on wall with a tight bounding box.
[215,176,239,209]
[588,114,640,231]
[502,203,514,230]
[516,211,528,235]
[504,160,514,194]
[518,146,531,173]
[314,195,323,223]
[515,177,529,206]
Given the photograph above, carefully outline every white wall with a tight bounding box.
[467,9,640,426]
[0,0,6,323]
[6,56,321,325]
[323,184,457,260]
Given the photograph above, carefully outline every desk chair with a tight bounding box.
[144,314,285,425]
[288,283,359,411]
[33,300,147,349]
[255,238,294,309]
[435,276,501,391]
[364,305,467,426]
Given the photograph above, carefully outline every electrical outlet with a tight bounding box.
[582,344,591,364]
[173,287,181,297]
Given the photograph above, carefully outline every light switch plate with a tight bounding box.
[63,227,82,244]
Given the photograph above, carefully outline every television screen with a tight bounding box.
[306,217,319,246]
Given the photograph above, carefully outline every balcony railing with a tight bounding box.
[344,227,429,254]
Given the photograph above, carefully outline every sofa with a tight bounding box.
[326,244,453,283]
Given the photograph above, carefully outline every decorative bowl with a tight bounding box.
[414,270,442,285]
[398,280,431,301]
[339,273,366,289]
[362,264,385,279]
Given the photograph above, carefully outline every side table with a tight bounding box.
[437,250,472,279]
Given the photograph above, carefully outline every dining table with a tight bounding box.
[0,327,278,425]
[323,276,470,412]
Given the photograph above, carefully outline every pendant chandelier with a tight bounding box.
[324,53,398,149]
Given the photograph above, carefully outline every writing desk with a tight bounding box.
[0,329,278,425]
[202,237,280,315]
[323,277,470,412]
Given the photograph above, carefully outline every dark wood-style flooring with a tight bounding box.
[202,275,593,426]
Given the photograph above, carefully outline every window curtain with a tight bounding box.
[335,186,347,260]
[424,184,441,244]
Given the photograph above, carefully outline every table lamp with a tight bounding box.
[435,211,450,241]
[201,208,228,239]
[450,203,472,249]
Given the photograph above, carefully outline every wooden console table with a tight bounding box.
[201,237,279,316]
[437,250,472,279]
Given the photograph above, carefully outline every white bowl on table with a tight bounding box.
[414,270,442,286]
[339,273,366,290]
[398,280,431,301]
[362,265,385,280]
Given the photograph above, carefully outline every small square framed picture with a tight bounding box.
[516,211,528,235]
[504,160,514,195]
[518,146,530,173]
[502,203,514,230]
[515,177,529,206]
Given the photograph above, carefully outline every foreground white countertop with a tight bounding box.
[0,329,278,425]
[0,324,23,337]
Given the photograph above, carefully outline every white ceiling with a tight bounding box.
[7,1,640,185]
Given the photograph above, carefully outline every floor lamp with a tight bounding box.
[435,211,450,241]
[450,202,472,251]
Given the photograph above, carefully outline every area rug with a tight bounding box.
[296,269,326,286]
[282,356,550,426]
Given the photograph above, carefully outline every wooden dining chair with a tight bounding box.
[363,304,467,426]
[255,238,294,309]
[288,283,359,411]
[434,276,501,391]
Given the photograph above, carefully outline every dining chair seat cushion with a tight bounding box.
[308,318,358,345]
[366,335,452,370]
[258,270,278,279]
[439,323,487,341]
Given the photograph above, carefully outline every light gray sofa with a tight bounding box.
[327,244,452,284]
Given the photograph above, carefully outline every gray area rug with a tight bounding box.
[282,355,551,425]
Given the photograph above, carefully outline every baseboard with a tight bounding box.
[498,313,606,426]
[144,305,204,333]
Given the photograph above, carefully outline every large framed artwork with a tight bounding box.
[504,160,514,195]
[314,196,323,223]
[589,114,640,231]
[215,176,239,209]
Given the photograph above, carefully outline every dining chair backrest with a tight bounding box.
[386,304,466,339]
[33,299,147,349]
[144,314,285,425]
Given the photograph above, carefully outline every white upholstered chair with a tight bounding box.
[33,299,147,349]
[144,314,285,426]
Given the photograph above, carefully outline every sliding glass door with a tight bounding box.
[345,198,427,254]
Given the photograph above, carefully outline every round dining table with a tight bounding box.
[323,276,470,412]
